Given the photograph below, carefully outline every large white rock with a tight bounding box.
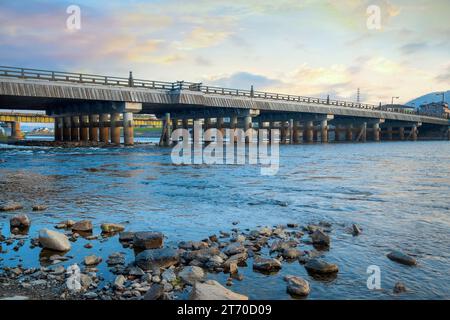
[190,280,248,300]
[38,229,71,252]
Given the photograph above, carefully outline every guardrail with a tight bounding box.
[0,66,447,119]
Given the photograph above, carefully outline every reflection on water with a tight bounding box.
[0,141,449,299]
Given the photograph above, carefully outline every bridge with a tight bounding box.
[0,66,448,145]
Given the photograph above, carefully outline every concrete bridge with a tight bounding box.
[0,66,448,145]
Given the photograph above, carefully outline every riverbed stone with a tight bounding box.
[0,201,23,212]
[101,223,125,233]
[38,229,71,252]
[133,232,164,249]
[10,214,31,228]
[285,276,310,296]
[135,248,179,270]
[393,282,407,294]
[190,280,248,300]
[311,229,330,246]
[305,259,339,275]
[143,284,164,300]
[179,266,205,285]
[387,251,417,266]
[253,257,282,272]
[114,275,126,288]
[282,248,303,259]
[352,224,362,236]
[32,205,48,211]
[223,243,246,256]
[84,255,102,266]
[72,220,93,232]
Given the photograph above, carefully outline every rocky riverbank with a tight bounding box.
[0,201,415,300]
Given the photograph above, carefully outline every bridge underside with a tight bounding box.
[0,78,449,145]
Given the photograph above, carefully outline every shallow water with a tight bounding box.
[0,140,449,300]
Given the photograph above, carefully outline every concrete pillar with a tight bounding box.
[63,116,71,141]
[71,116,80,141]
[160,113,171,147]
[280,122,287,144]
[54,118,63,142]
[99,114,110,143]
[244,116,252,143]
[110,113,121,144]
[80,115,89,142]
[123,112,134,145]
[230,116,238,143]
[89,114,99,142]
[321,120,328,143]
[306,121,314,143]
[411,125,418,141]
[373,123,380,142]
[361,122,367,142]
[399,127,405,141]
[346,125,353,141]
[11,122,22,139]
[217,117,224,135]
[387,127,393,141]
[293,121,302,144]
[288,119,294,144]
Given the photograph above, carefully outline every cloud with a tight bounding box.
[435,66,450,83]
[208,72,282,89]
[175,27,233,50]
[400,42,428,55]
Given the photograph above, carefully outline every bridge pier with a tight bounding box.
[63,116,71,141]
[411,125,418,141]
[123,112,134,145]
[54,117,63,142]
[80,115,89,142]
[89,114,99,142]
[321,120,328,143]
[387,127,393,141]
[71,116,80,141]
[373,123,380,142]
[346,125,353,142]
[293,121,302,144]
[244,116,252,144]
[99,114,109,143]
[399,127,405,141]
[306,121,314,143]
[110,113,121,144]
[11,121,22,140]
[159,113,171,147]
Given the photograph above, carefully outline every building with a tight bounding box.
[419,102,450,118]
[378,104,416,114]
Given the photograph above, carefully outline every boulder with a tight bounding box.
[161,269,177,282]
[72,220,93,232]
[135,248,179,271]
[259,227,272,237]
[305,259,338,275]
[38,229,71,252]
[253,257,282,272]
[0,202,23,212]
[32,205,48,211]
[223,243,246,256]
[311,229,330,246]
[393,282,407,294]
[119,232,135,242]
[101,223,125,233]
[285,276,310,296]
[114,275,126,288]
[10,214,31,228]
[190,280,248,300]
[133,232,164,249]
[143,284,164,300]
[387,251,417,266]
[106,252,125,266]
[178,266,205,285]
[224,252,248,269]
[182,247,221,263]
[282,248,303,259]
[84,255,102,266]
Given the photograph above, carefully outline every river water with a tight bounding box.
[0,139,449,300]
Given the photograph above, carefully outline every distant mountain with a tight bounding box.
[406,90,450,109]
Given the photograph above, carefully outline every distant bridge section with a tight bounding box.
[0,66,448,145]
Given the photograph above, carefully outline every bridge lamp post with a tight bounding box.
[391,96,399,108]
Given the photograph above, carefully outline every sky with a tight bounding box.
[0,0,449,105]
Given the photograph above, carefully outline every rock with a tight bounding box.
[84,243,93,249]
[135,248,179,271]
[224,252,248,269]
[352,224,362,236]
[285,276,310,296]
[114,275,126,288]
[0,201,23,211]
[179,266,205,285]
[72,220,93,232]
[282,248,303,259]
[119,232,135,242]
[101,223,125,233]
[287,223,298,228]
[32,205,48,211]
[232,235,246,243]
[223,243,246,256]
[305,259,339,275]
[106,252,125,266]
[161,269,177,283]
[10,214,31,228]
[133,232,164,249]
[80,274,93,289]
[393,282,407,294]
[190,280,248,300]
[311,229,330,246]
[38,229,71,252]
[209,235,218,242]
[228,262,238,274]
[253,257,282,272]
[270,240,298,253]
[143,284,164,300]
[387,251,417,266]
[128,265,145,277]
[259,227,272,237]
[182,247,221,263]
[84,255,102,266]
[83,292,98,299]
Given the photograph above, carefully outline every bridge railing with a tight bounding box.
[1,66,447,119]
